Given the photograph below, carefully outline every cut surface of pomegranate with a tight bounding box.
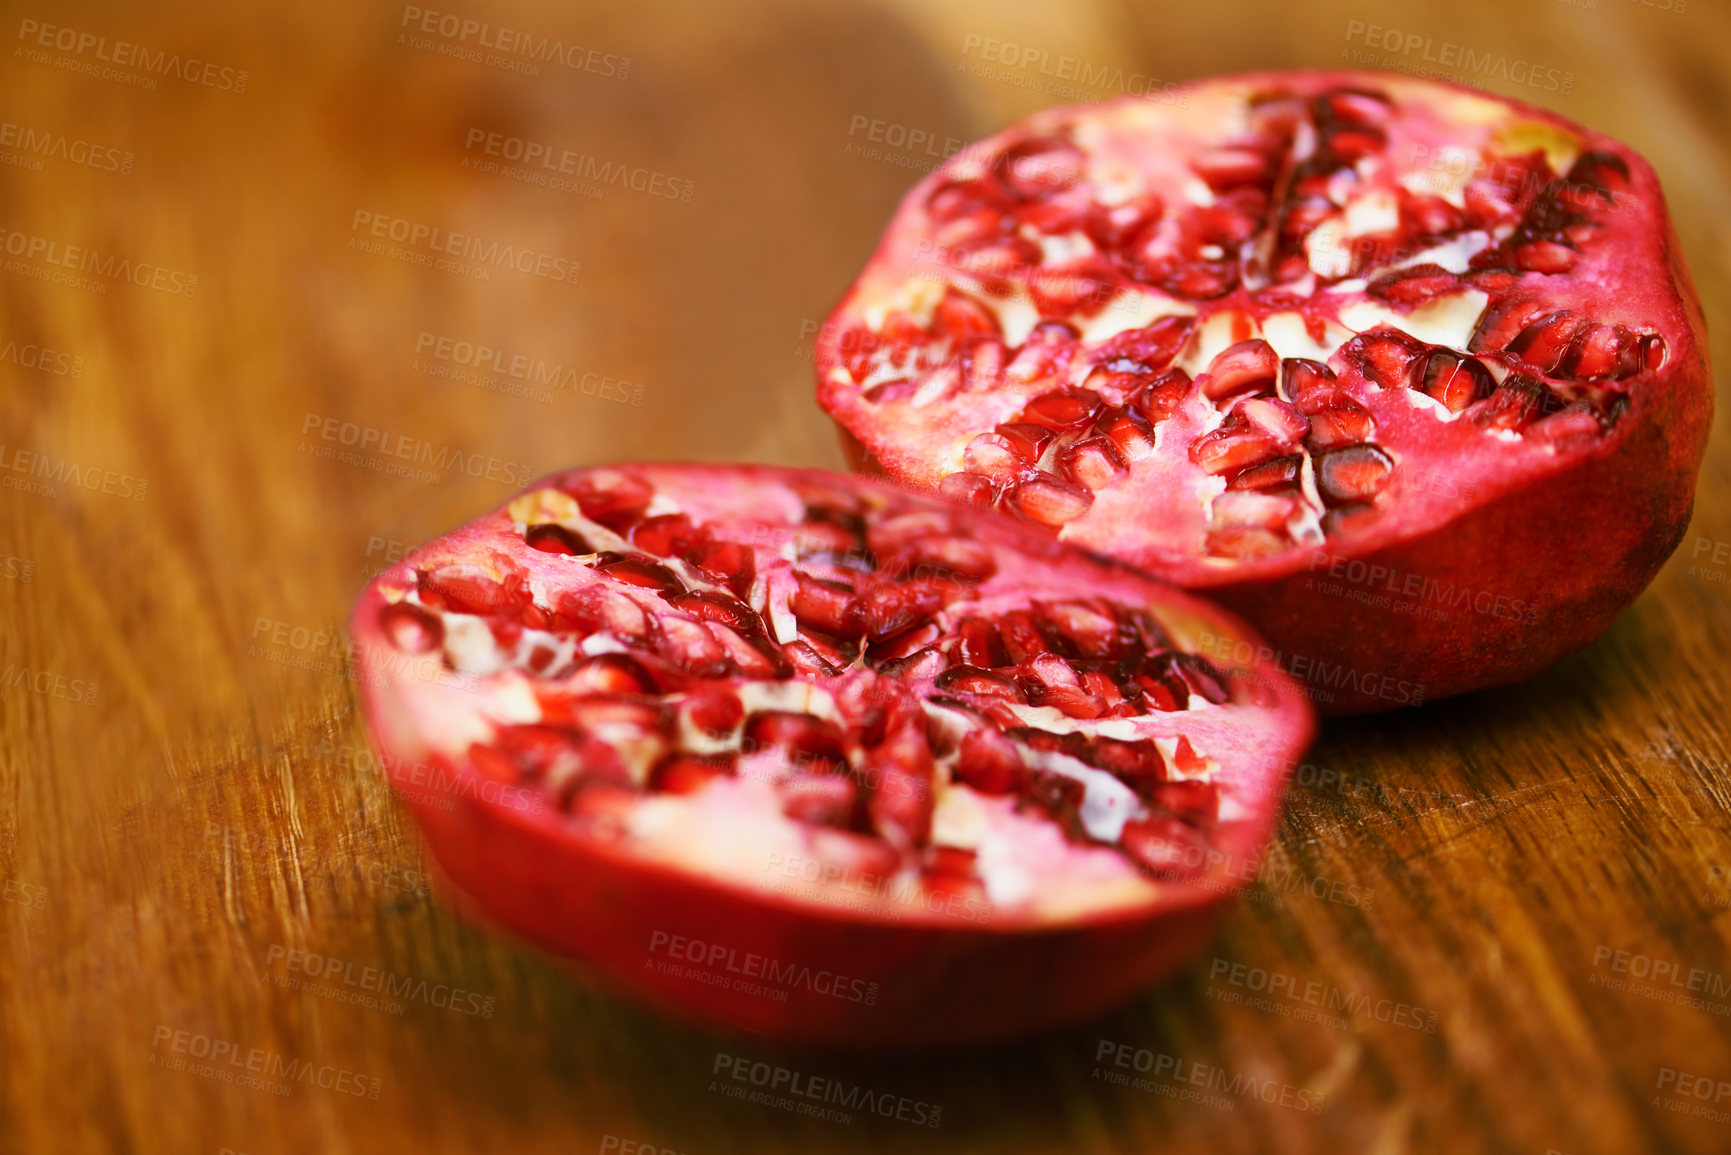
[351,464,1313,1046]
[815,71,1711,713]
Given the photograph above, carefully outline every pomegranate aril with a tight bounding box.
[779,772,859,827]
[791,573,866,639]
[859,583,944,642]
[1005,476,1093,526]
[658,617,731,677]
[963,433,1026,485]
[1468,298,1548,354]
[783,640,842,677]
[745,711,849,765]
[998,135,1084,199]
[1235,397,1309,445]
[1472,375,1550,432]
[1367,263,1458,306]
[379,601,444,653]
[1404,194,1465,236]
[995,422,1056,463]
[1193,146,1277,190]
[1507,311,1591,373]
[685,686,744,735]
[1191,426,1281,477]
[1201,339,1279,401]
[560,471,653,532]
[419,564,530,616]
[594,554,686,596]
[1036,600,1122,659]
[1228,454,1302,492]
[1304,397,1374,450]
[1281,358,1338,409]
[1059,437,1128,491]
[1029,260,1117,316]
[1153,780,1220,824]
[935,665,1025,702]
[1129,368,1193,423]
[932,289,1000,340]
[1514,241,1577,274]
[953,727,1027,794]
[868,622,941,664]
[955,618,1009,668]
[1316,445,1395,505]
[1086,737,1165,783]
[1017,388,1103,431]
[652,754,732,796]
[694,540,756,597]
[525,523,593,555]
[668,590,763,635]
[938,472,996,507]
[568,653,656,695]
[1098,408,1157,462]
[1420,350,1496,413]
[629,514,696,557]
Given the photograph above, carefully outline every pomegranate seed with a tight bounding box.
[1513,241,1578,274]
[935,666,1024,701]
[1201,339,1279,401]
[593,554,685,596]
[931,289,1000,340]
[1058,436,1128,491]
[955,618,1009,668]
[379,601,444,653]
[418,564,530,616]
[997,135,1085,199]
[1304,398,1375,450]
[997,610,1052,663]
[1027,651,1082,689]
[1086,737,1165,782]
[790,573,866,639]
[1228,454,1302,492]
[1342,329,1424,389]
[560,469,653,531]
[1017,387,1103,431]
[1086,192,1165,249]
[1095,315,1196,370]
[1193,146,1277,190]
[995,422,1057,462]
[745,711,849,764]
[1281,358,1338,409]
[1130,368,1193,423]
[859,581,944,641]
[652,754,733,796]
[1098,407,1158,461]
[1036,600,1122,658]
[557,585,651,643]
[1191,426,1281,476]
[1367,263,1458,306]
[938,471,995,507]
[1234,397,1310,445]
[1468,298,1549,354]
[868,622,941,663]
[877,646,948,679]
[668,590,762,635]
[1211,490,1300,531]
[1507,311,1591,373]
[1639,333,1667,371]
[1420,350,1496,413]
[630,514,697,557]
[1404,194,1465,236]
[1316,445,1395,505]
[1154,780,1220,823]
[1472,375,1549,432]
[783,640,841,677]
[525,523,592,555]
[902,535,997,582]
[657,616,730,676]
[1005,476,1093,526]
[1029,260,1117,316]
[1528,402,1605,446]
[926,177,1008,224]
[954,728,1027,794]
[1032,683,1106,719]
[1120,816,1209,878]
[568,653,656,695]
[961,336,1007,391]
[685,686,744,735]
[963,432,1026,485]
[779,772,858,827]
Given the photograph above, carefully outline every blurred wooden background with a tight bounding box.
[2,0,1729,1151]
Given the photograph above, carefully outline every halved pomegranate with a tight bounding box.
[351,465,1312,1047]
[815,70,1711,713]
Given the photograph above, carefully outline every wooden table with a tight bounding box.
[3,0,1728,1151]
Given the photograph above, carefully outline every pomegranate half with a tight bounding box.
[351,464,1313,1047]
[814,70,1711,713]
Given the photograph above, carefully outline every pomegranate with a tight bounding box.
[351,464,1312,1047]
[814,71,1710,713]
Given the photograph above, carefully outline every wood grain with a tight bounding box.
[2,0,1729,1151]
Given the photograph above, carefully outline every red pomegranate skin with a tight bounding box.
[816,70,1711,713]
[351,464,1314,1047]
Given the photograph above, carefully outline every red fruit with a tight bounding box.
[353,465,1312,1047]
[817,71,1711,713]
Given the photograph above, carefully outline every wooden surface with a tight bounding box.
[3,0,1729,1151]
